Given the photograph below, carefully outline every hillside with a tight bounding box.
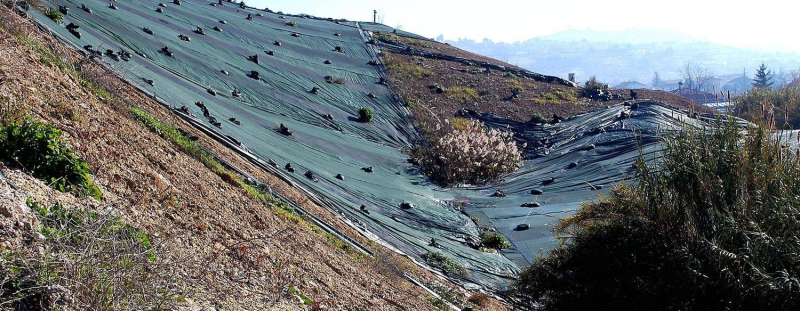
[376,32,705,127]
[0,0,727,309]
[0,2,509,309]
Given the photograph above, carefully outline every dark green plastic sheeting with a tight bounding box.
[29,0,726,291]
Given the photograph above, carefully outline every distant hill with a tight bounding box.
[449,29,800,87]
[540,28,692,44]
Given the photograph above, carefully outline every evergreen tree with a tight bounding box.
[652,72,662,89]
[752,62,773,88]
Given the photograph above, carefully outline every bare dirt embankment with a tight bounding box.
[377,33,711,129]
[0,5,506,310]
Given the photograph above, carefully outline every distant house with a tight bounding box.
[671,88,718,104]
[721,75,751,95]
[613,81,648,89]
[655,79,681,91]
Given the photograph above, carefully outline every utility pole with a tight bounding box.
[373,10,377,23]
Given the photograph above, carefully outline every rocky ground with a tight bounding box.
[0,5,506,309]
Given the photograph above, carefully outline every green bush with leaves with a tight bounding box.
[357,107,373,123]
[45,10,63,24]
[529,112,548,124]
[480,231,510,250]
[0,119,101,200]
[424,251,465,277]
[515,117,800,310]
[581,75,608,98]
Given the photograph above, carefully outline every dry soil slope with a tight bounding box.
[0,6,464,310]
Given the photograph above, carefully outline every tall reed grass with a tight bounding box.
[516,116,800,310]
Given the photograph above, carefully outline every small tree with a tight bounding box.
[652,71,662,90]
[357,107,373,123]
[752,62,774,89]
[680,62,714,92]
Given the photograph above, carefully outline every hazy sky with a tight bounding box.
[251,0,799,53]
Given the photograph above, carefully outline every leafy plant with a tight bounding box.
[581,75,608,97]
[357,107,373,123]
[515,117,800,310]
[479,231,510,250]
[424,251,465,277]
[0,119,102,200]
[289,286,313,306]
[45,10,62,24]
[530,112,548,124]
[427,297,447,310]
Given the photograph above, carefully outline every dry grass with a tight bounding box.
[1,201,184,310]
[446,86,480,103]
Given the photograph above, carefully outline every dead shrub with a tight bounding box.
[1,200,185,310]
[413,119,522,187]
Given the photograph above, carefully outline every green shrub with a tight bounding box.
[515,117,800,310]
[530,112,548,124]
[581,75,608,98]
[0,119,101,200]
[424,251,465,277]
[357,107,373,123]
[427,297,447,310]
[480,231,510,250]
[45,10,63,24]
[583,76,607,91]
